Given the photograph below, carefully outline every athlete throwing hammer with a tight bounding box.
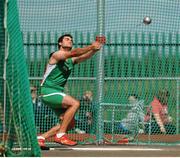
[37,34,104,148]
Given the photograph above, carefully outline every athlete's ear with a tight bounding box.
[59,42,62,48]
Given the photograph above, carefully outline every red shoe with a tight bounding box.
[38,138,49,150]
[54,135,77,146]
[117,138,129,144]
[38,138,45,147]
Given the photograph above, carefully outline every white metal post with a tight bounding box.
[96,0,105,144]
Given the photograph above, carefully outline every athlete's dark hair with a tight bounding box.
[58,34,73,49]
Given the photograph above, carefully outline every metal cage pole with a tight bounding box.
[176,80,179,134]
[3,0,9,146]
[96,0,105,144]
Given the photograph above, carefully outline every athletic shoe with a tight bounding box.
[117,138,129,144]
[54,135,77,146]
[38,138,49,150]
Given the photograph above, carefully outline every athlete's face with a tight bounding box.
[60,36,73,50]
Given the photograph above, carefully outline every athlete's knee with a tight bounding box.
[73,100,80,110]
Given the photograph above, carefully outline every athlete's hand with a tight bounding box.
[91,41,103,50]
[96,36,106,44]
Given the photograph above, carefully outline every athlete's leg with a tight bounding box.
[53,95,79,146]
[40,111,76,139]
[58,95,80,133]
[37,87,65,147]
[37,121,61,148]
[37,113,76,147]
[41,124,61,139]
[39,87,79,146]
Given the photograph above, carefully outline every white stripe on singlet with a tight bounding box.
[42,92,66,97]
[41,64,56,86]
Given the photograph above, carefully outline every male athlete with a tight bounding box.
[37,34,104,148]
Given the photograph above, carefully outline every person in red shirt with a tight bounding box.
[144,90,176,134]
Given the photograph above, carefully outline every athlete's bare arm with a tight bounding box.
[49,41,102,64]
[72,39,105,64]
[72,49,97,64]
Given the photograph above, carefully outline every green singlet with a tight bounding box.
[40,58,74,115]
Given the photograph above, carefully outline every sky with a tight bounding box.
[17,0,180,33]
[17,0,180,58]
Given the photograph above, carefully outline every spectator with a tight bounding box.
[118,94,145,135]
[144,90,176,134]
[31,86,38,104]
[104,94,145,136]
[75,91,93,134]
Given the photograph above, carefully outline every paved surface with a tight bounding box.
[42,144,180,157]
